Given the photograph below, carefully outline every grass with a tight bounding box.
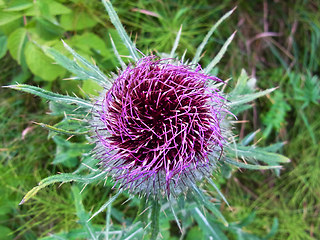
[1,0,319,239]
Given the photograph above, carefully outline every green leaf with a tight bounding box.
[169,25,182,58]
[36,122,89,136]
[25,0,71,16]
[224,158,282,170]
[0,226,13,240]
[82,79,104,96]
[6,84,93,108]
[60,11,98,31]
[109,33,126,69]
[0,11,21,26]
[24,41,66,81]
[4,0,33,11]
[262,91,291,137]
[102,0,139,61]
[0,35,7,59]
[88,190,122,221]
[229,88,276,106]
[204,31,236,74]
[19,172,105,204]
[35,18,64,40]
[70,32,110,57]
[191,183,228,226]
[206,177,230,207]
[7,27,27,64]
[192,207,221,239]
[192,7,236,65]
[228,145,291,164]
[71,186,98,240]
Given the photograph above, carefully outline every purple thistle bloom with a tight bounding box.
[92,56,228,197]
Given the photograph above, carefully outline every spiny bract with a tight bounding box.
[91,56,229,197]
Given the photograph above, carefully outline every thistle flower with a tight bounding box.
[92,56,229,197]
[10,5,290,239]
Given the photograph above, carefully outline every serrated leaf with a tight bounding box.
[192,207,221,239]
[204,31,236,73]
[191,183,228,226]
[71,186,97,240]
[7,28,27,64]
[88,190,122,221]
[36,122,89,135]
[192,7,236,65]
[6,84,93,108]
[228,145,290,164]
[229,88,276,106]
[24,42,66,81]
[19,172,105,204]
[224,158,281,170]
[102,0,139,61]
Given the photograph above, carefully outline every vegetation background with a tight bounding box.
[0,0,319,239]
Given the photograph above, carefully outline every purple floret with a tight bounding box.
[92,56,227,197]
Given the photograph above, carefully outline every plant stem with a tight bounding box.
[150,199,160,240]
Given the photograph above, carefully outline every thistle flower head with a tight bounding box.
[92,56,228,197]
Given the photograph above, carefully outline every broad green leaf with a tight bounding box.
[0,226,12,240]
[70,32,110,57]
[25,0,71,16]
[102,0,139,61]
[35,18,64,40]
[6,84,93,108]
[0,35,7,59]
[60,11,98,31]
[7,27,27,64]
[82,79,104,96]
[4,0,33,11]
[192,7,236,65]
[25,42,66,81]
[0,11,21,26]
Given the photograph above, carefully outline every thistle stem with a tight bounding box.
[133,196,147,225]
[150,199,160,240]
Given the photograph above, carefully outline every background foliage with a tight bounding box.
[0,0,319,239]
